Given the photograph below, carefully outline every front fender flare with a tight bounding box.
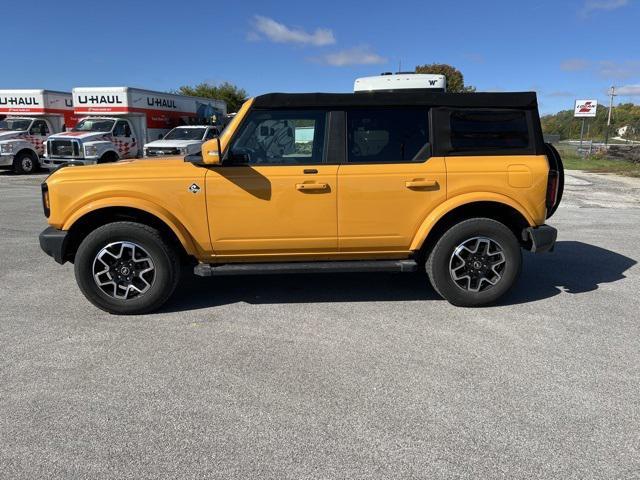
[409,192,536,251]
[62,197,199,256]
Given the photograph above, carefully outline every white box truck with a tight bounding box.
[42,87,226,169]
[0,89,76,174]
[354,73,447,92]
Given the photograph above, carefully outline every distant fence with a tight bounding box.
[555,140,640,163]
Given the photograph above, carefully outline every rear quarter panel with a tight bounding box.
[445,154,549,225]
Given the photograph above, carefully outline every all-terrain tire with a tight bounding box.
[426,218,522,307]
[74,222,180,315]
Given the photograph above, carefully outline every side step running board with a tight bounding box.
[194,259,418,277]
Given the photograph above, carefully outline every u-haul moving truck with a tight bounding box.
[0,89,76,174]
[42,87,226,169]
[354,73,447,92]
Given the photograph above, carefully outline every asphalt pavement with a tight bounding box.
[1,169,639,479]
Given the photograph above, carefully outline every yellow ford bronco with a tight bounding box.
[39,91,563,314]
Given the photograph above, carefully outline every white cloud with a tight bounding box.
[560,58,589,71]
[561,58,640,80]
[616,85,640,96]
[597,60,640,80]
[463,53,485,64]
[314,46,387,67]
[546,91,576,97]
[249,16,335,46]
[580,0,629,16]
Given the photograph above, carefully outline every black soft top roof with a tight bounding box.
[252,91,538,110]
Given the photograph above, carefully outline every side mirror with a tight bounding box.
[201,136,222,165]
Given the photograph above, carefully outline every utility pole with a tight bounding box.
[605,85,616,146]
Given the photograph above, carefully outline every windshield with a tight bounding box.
[0,118,31,131]
[73,118,115,132]
[163,127,206,141]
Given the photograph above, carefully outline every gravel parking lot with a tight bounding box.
[1,169,639,479]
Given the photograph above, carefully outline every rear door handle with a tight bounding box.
[405,179,438,189]
[296,183,329,191]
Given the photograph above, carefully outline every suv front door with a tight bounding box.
[205,109,338,256]
[337,108,447,252]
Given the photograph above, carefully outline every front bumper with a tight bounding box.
[41,157,96,170]
[39,227,69,264]
[523,225,557,253]
[0,153,14,167]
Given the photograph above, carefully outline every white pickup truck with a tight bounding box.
[143,125,220,157]
[0,89,75,174]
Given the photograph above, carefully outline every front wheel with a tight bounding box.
[13,150,39,174]
[426,218,522,307]
[74,222,180,314]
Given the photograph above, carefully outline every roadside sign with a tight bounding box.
[574,99,598,118]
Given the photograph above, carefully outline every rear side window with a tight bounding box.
[347,108,429,163]
[450,110,530,152]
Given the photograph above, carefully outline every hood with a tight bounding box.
[47,157,197,184]
[49,131,111,142]
[0,130,25,141]
[144,139,202,149]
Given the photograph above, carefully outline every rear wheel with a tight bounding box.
[74,222,180,314]
[426,218,522,307]
[13,150,39,174]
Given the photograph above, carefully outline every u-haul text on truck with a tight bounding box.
[0,89,76,174]
[42,87,227,169]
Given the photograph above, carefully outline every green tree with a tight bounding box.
[175,82,248,113]
[415,63,476,93]
[541,103,640,141]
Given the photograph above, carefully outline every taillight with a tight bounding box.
[546,171,559,211]
[41,182,50,218]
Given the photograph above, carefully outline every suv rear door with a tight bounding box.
[337,108,446,252]
[205,109,338,256]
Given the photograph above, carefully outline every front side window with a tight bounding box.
[450,110,530,151]
[229,110,326,165]
[30,120,49,136]
[113,120,131,137]
[347,108,429,163]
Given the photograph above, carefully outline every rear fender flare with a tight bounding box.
[409,192,536,251]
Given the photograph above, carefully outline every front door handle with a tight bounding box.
[405,179,438,189]
[296,183,329,191]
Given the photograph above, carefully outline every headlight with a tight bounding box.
[1,143,15,154]
[179,147,188,155]
[84,145,98,157]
